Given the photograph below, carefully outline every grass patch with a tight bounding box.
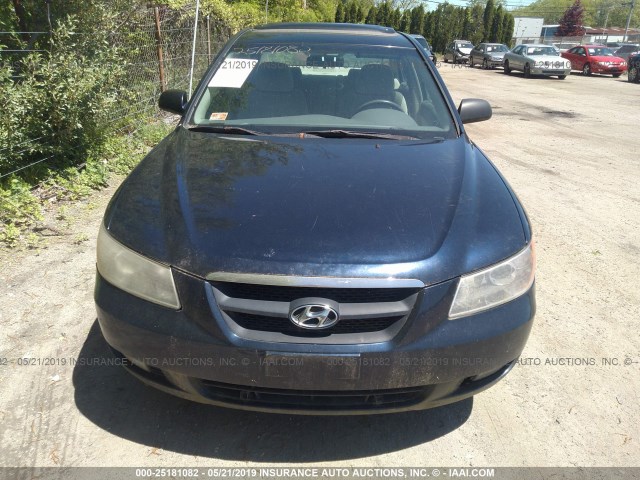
[0,120,173,249]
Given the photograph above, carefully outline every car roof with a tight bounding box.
[247,23,411,47]
[255,23,396,35]
[520,44,554,48]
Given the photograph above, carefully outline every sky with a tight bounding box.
[422,0,536,10]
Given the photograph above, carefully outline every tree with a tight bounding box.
[483,0,495,41]
[468,4,485,44]
[490,5,504,42]
[365,5,377,23]
[461,7,472,40]
[557,0,585,36]
[348,2,358,23]
[422,11,433,42]
[501,13,513,45]
[390,7,402,29]
[335,2,345,22]
[375,1,391,26]
[409,5,425,34]
[399,10,411,31]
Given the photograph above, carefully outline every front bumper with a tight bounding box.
[95,269,536,414]
[531,67,571,76]
[592,64,627,74]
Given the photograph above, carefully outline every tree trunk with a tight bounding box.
[11,0,31,43]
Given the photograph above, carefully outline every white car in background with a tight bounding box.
[503,44,572,79]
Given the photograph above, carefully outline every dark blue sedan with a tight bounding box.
[95,23,536,414]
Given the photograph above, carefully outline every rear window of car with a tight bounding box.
[188,31,455,140]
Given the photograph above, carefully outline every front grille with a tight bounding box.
[199,379,430,410]
[228,312,403,336]
[212,282,419,303]
[210,277,421,343]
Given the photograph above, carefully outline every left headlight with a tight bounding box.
[448,242,535,319]
[97,224,181,309]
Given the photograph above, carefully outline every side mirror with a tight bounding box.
[458,98,492,124]
[159,90,188,115]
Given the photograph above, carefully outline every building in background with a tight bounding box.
[513,17,544,45]
[539,25,640,50]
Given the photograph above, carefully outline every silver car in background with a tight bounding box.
[503,44,571,79]
[470,43,510,69]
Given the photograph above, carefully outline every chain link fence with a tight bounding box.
[107,5,227,132]
[0,5,227,181]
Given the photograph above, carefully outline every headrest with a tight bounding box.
[290,67,302,83]
[248,62,293,93]
[355,64,394,95]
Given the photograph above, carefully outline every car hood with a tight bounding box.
[489,52,506,58]
[105,128,527,284]
[590,55,625,63]
[458,47,473,55]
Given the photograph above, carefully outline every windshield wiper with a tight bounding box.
[187,125,265,136]
[301,130,420,140]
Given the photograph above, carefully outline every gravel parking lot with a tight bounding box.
[1,65,639,469]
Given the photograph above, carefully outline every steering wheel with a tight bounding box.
[354,99,404,115]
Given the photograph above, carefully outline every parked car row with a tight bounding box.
[442,38,636,82]
[407,34,637,84]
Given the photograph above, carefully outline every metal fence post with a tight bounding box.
[153,6,166,92]
[206,15,212,64]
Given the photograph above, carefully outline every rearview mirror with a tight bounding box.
[159,90,188,115]
[458,98,492,124]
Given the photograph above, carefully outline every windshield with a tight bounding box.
[587,47,614,56]
[189,32,455,140]
[456,42,473,49]
[486,45,508,53]
[526,46,558,56]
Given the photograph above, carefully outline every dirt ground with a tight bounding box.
[1,65,639,469]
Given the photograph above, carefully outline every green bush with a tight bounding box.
[0,18,126,183]
[0,121,172,248]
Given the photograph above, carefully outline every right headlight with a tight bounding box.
[448,242,535,319]
[97,224,181,309]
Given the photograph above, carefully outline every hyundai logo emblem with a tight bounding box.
[289,304,339,329]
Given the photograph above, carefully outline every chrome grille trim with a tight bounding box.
[206,272,424,289]
[206,274,423,343]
